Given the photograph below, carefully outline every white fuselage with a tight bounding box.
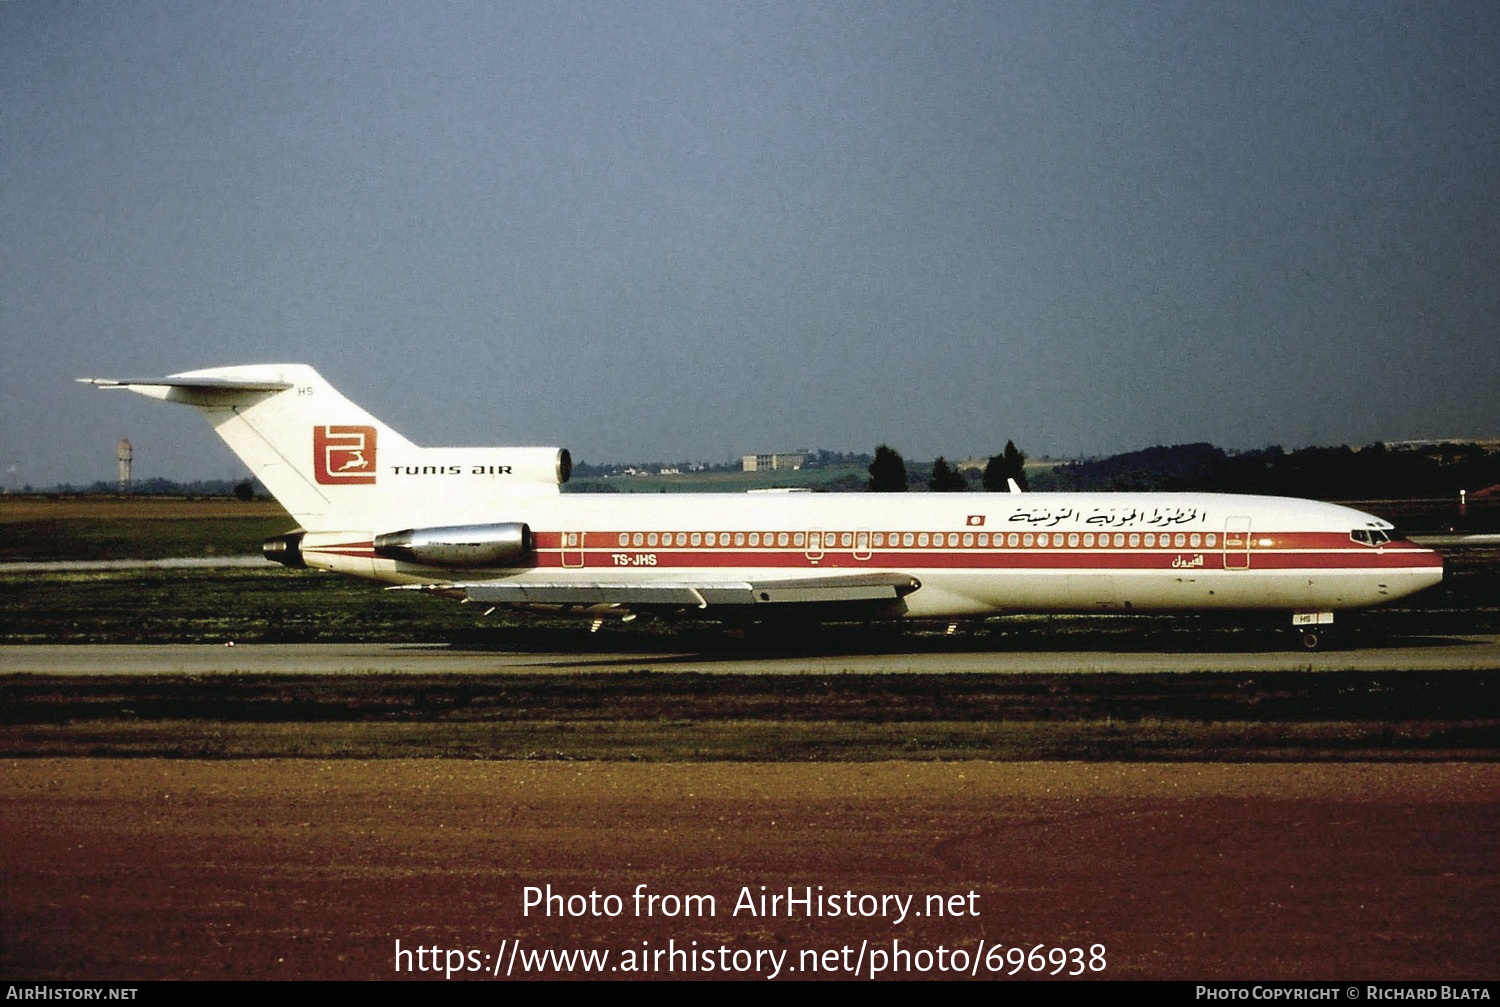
[296,491,1444,618]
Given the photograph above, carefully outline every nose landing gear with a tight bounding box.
[1291,612,1335,651]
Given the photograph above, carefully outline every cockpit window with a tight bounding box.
[1350,529,1392,547]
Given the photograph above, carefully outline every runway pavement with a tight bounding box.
[4,635,1499,675]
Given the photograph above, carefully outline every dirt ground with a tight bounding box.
[2,759,1495,981]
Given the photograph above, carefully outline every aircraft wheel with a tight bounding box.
[1299,630,1321,651]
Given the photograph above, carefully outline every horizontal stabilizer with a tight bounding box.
[79,376,295,392]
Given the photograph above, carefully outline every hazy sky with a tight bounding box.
[3,2,1497,487]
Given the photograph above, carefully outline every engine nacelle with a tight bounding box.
[398,447,571,489]
[554,448,573,486]
[373,522,535,567]
[263,531,306,568]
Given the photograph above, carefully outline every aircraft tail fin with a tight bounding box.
[81,365,569,531]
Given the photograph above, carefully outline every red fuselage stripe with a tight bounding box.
[303,534,1440,572]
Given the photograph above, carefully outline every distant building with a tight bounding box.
[1378,438,1500,452]
[742,452,807,473]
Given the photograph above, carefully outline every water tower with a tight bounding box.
[117,438,132,490]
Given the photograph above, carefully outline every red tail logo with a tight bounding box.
[314,426,377,485]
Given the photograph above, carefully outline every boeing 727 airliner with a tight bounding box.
[83,365,1444,647]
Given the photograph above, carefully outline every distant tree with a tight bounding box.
[929,456,968,492]
[981,455,1006,491]
[1003,440,1029,491]
[982,440,1029,491]
[867,445,908,492]
[233,480,255,502]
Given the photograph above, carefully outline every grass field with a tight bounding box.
[0,496,291,561]
[0,497,289,520]
[3,669,1496,760]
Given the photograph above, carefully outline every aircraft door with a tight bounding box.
[804,528,825,564]
[854,528,872,561]
[1224,517,1251,570]
[562,529,585,568]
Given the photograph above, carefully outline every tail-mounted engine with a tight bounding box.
[372,522,535,567]
[263,531,306,568]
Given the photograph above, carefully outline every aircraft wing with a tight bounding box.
[1408,533,1500,548]
[395,572,921,613]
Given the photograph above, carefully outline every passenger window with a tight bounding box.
[1189,533,1201,548]
[690,533,701,547]
[1023,533,1035,547]
[1083,533,1094,547]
